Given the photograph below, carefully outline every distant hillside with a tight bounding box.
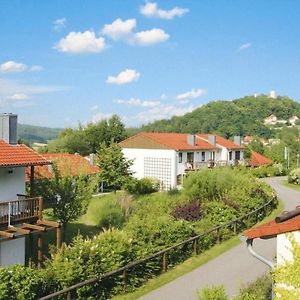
[18,124,61,144]
[137,95,300,138]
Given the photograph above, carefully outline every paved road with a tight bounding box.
[140,177,300,300]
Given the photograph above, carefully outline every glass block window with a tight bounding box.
[144,157,172,189]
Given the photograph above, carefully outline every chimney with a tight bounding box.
[89,153,96,165]
[187,134,196,146]
[208,135,216,146]
[234,136,241,146]
[0,113,18,145]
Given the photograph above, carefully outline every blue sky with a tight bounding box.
[0,0,300,128]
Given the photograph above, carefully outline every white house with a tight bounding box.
[0,113,52,266]
[120,132,244,189]
[242,207,300,298]
[264,114,278,125]
[289,115,299,126]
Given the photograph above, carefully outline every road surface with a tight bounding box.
[140,177,299,300]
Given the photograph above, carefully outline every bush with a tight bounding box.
[250,163,287,178]
[124,177,160,195]
[90,196,126,229]
[288,168,300,184]
[172,201,202,221]
[197,285,228,300]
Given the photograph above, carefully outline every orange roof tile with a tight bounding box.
[0,140,51,167]
[197,134,245,150]
[121,132,220,151]
[249,150,272,167]
[25,153,99,181]
[242,212,300,240]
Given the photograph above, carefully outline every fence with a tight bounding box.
[39,196,277,300]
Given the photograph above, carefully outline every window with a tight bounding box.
[179,152,183,163]
[235,151,241,160]
[229,151,232,161]
[201,151,205,162]
[187,152,194,163]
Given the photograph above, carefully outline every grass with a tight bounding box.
[281,180,300,192]
[112,199,284,300]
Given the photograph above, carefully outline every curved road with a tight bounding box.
[141,177,300,300]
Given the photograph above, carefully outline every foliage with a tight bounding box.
[248,137,265,155]
[172,201,202,221]
[288,168,300,184]
[36,163,95,238]
[136,95,300,138]
[196,274,272,300]
[124,177,160,195]
[90,195,127,230]
[250,163,287,178]
[97,142,133,193]
[47,115,126,155]
[197,285,228,300]
[273,234,300,299]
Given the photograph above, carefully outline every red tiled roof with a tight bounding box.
[242,212,300,240]
[197,134,245,150]
[249,150,272,167]
[0,140,51,167]
[128,132,220,151]
[25,153,99,181]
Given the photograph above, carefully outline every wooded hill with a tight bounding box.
[18,124,61,144]
[137,95,300,138]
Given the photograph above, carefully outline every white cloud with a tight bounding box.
[134,28,169,45]
[140,2,189,20]
[91,112,112,123]
[102,18,169,46]
[30,65,43,72]
[0,61,27,73]
[54,30,106,54]
[5,93,29,100]
[114,98,160,107]
[238,42,252,51]
[102,18,136,41]
[53,18,67,31]
[176,88,206,101]
[136,104,195,123]
[90,105,99,111]
[106,69,140,85]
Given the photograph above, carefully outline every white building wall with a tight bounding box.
[277,231,300,266]
[0,166,26,267]
[0,167,25,201]
[122,148,177,188]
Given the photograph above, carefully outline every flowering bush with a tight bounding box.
[288,168,300,184]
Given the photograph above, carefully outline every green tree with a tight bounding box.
[97,141,133,193]
[40,164,95,240]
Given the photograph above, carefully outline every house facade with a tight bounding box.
[0,113,52,266]
[120,132,244,189]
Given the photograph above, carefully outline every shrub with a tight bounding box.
[124,177,160,195]
[197,285,228,300]
[250,164,287,178]
[172,201,202,221]
[288,168,300,184]
[90,196,126,229]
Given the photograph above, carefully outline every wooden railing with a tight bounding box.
[0,197,42,226]
[39,196,277,300]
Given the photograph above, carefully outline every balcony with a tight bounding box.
[185,160,242,170]
[0,197,42,227]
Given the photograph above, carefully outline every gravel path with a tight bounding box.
[140,177,300,300]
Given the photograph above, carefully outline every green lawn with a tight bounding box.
[112,199,284,300]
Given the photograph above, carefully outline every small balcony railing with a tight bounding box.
[0,197,42,226]
[185,160,238,170]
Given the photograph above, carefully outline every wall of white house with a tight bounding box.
[0,167,25,201]
[122,148,177,189]
[277,231,300,266]
[0,238,25,266]
[0,166,26,267]
[217,145,244,163]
